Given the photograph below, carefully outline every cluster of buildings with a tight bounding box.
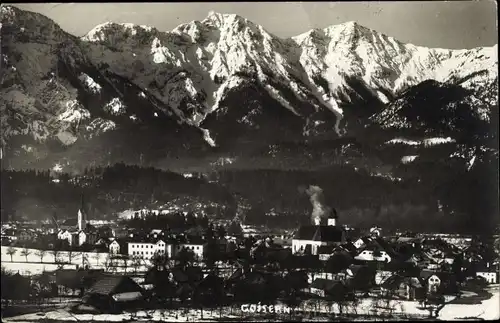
[287,211,499,300]
[2,204,499,295]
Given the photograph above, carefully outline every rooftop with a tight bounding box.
[294,225,344,242]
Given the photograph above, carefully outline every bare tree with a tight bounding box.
[103,255,111,272]
[55,257,65,270]
[93,253,101,266]
[109,258,118,273]
[123,257,129,273]
[132,256,142,273]
[67,250,74,263]
[35,249,47,263]
[81,252,89,269]
[20,247,31,262]
[6,247,16,262]
[50,247,60,263]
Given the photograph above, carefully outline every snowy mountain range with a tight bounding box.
[1,6,498,169]
[1,5,498,233]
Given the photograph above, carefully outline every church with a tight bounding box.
[292,209,346,255]
[56,203,95,247]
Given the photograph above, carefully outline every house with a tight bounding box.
[375,270,394,285]
[72,230,87,246]
[355,237,405,264]
[128,239,173,259]
[85,231,99,245]
[109,240,120,255]
[476,271,498,284]
[355,248,392,263]
[292,218,346,255]
[353,237,372,250]
[309,279,348,298]
[475,264,499,284]
[2,228,18,241]
[18,229,37,241]
[176,242,206,260]
[420,270,442,293]
[310,278,335,297]
[380,274,424,300]
[83,275,145,312]
[318,245,335,261]
[58,230,73,246]
[420,270,457,294]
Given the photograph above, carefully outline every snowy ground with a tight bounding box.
[1,297,439,322]
[6,290,498,323]
[437,285,500,321]
[1,262,78,275]
[3,308,242,322]
[1,247,150,275]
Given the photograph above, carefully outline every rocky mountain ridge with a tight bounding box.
[1,5,497,160]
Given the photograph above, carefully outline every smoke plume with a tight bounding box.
[305,185,332,225]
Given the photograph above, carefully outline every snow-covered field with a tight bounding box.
[1,262,78,275]
[1,247,151,275]
[3,308,241,322]
[438,286,500,320]
[3,289,499,322]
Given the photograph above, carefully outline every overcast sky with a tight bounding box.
[10,1,498,49]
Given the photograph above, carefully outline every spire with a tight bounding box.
[78,192,87,231]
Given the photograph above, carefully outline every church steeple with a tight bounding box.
[78,193,86,231]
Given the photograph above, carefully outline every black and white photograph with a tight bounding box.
[1,1,499,321]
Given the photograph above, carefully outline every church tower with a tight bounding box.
[77,209,84,231]
[77,193,86,231]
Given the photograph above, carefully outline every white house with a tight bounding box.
[477,271,498,284]
[420,271,442,293]
[57,230,73,246]
[355,249,392,263]
[128,240,173,259]
[177,243,206,260]
[109,240,121,255]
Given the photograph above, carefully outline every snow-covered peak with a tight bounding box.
[81,22,155,42]
[202,11,246,28]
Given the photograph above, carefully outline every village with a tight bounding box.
[1,205,500,322]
